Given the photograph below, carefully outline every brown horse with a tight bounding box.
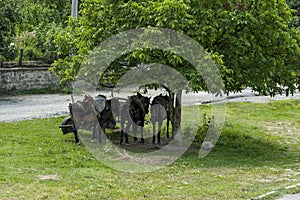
[72,95,117,144]
[120,93,150,144]
[71,95,98,143]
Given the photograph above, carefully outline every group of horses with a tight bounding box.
[71,92,172,145]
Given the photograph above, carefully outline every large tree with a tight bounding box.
[52,0,300,97]
[50,0,300,139]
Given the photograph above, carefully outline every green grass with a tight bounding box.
[0,99,299,199]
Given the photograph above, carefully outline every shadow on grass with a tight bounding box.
[59,117,297,170]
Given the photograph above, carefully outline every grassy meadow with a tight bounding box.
[0,99,299,199]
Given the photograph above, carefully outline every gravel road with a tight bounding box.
[277,194,300,200]
[0,88,300,122]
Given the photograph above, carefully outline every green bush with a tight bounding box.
[0,0,19,61]
[190,114,213,147]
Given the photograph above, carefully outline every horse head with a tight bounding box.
[130,93,150,114]
[141,95,150,114]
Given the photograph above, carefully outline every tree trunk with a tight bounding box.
[169,90,182,144]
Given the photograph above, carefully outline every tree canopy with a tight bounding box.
[51,0,300,96]
[1,0,298,96]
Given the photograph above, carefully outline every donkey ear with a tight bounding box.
[137,92,143,98]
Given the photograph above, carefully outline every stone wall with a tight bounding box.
[0,62,59,94]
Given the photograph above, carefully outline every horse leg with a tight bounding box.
[139,120,145,143]
[158,120,163,144]
[74,128,80,144]
[99,123,106,144]
[91,124,96,142]
[120,119,124,145]
[152,121,156,144]
[166,116,170,139]
[141,123,144,144]
[97,123,102,144]
[133,122,138,141]
[125,120,131,144]
[102,126,106,145]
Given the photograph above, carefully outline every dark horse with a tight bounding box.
[150,94,171,144]
[120,93,150,144]
[94,95,118,143]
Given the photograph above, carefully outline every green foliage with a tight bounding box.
[286,0,300,28]
[25,0,71,21]
[51,0,300,96]
[192,113,211,147]
[0,0,71,62]
[189,0,300,95]
[13,1,70,63]
[16,23,63,62]
[18,2,61,31]
[0,0,20,61]
[1,0,297,87]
